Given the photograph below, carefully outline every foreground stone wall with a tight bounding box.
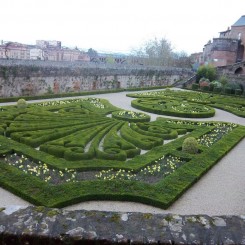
[0,59,193,97]
[0,206,245,244]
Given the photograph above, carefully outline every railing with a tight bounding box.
[173,74,196,88]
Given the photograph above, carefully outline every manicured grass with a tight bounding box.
[0,93,244,209]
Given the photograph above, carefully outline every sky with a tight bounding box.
[1,0,245,55]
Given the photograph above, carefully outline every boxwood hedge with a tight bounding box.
[131,98,215,118]
[127,89,245,118]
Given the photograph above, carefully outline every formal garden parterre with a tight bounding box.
[0,90,244,209]
[127,89,245,118]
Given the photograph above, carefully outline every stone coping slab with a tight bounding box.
[0,206,245,244]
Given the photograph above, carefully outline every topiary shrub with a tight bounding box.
[17,98,27,109]
[182,137,199,154]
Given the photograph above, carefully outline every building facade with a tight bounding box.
[0,42,30,60]
[203,15,245,67]
[0,40,90,62]
[0,40,126,63]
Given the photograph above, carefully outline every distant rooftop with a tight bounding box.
[232,15,245,27]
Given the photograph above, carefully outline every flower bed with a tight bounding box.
[2,153,98,184]
[96,155,187,184]
[111,110,150,122]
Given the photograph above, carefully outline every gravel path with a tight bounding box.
[1,89,245,215]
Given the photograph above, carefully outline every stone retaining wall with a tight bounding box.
[0,59,193,97]
[0,206,245,244]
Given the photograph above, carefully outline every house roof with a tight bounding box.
[232,15,245,27]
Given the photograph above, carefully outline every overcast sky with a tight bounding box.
[1,0,245,54]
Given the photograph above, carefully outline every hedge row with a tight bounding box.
[191,83,244,96]
[0,86,170,103]
[0,89,124,103]
[103,122,141,158]
[130,123,179,140]
[211,103,245,118]
[30,97,121,116]
[10,117,110,146]
[153,125,245,207]
[120,123,163,150]
[41,121,116,161]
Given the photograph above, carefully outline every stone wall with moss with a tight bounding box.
[0,206,245,244]
[0,59,193,97]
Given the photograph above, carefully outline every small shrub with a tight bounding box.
[199,77,207,83]
[199,79,210,90]
[235,89,242,95]
[192,83,199,90]
[196,64,217,82]
[210,80,222,91]
[213,87,222,93]
[182,137,199,154]
[201,85,210,91]
[219,75,228,87]
[224,82,241,94]
[224,87,232,94]
[17,99,27,109]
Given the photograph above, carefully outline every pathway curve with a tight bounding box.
[1,89,245,215]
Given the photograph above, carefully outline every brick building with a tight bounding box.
[203,15,245,67]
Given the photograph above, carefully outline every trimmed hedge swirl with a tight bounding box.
[131,98,215,118]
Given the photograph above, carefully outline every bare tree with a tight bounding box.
[87,48,98,62]
[131,38,174,66]
[172,51,192,68]
[130,38,191,68]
